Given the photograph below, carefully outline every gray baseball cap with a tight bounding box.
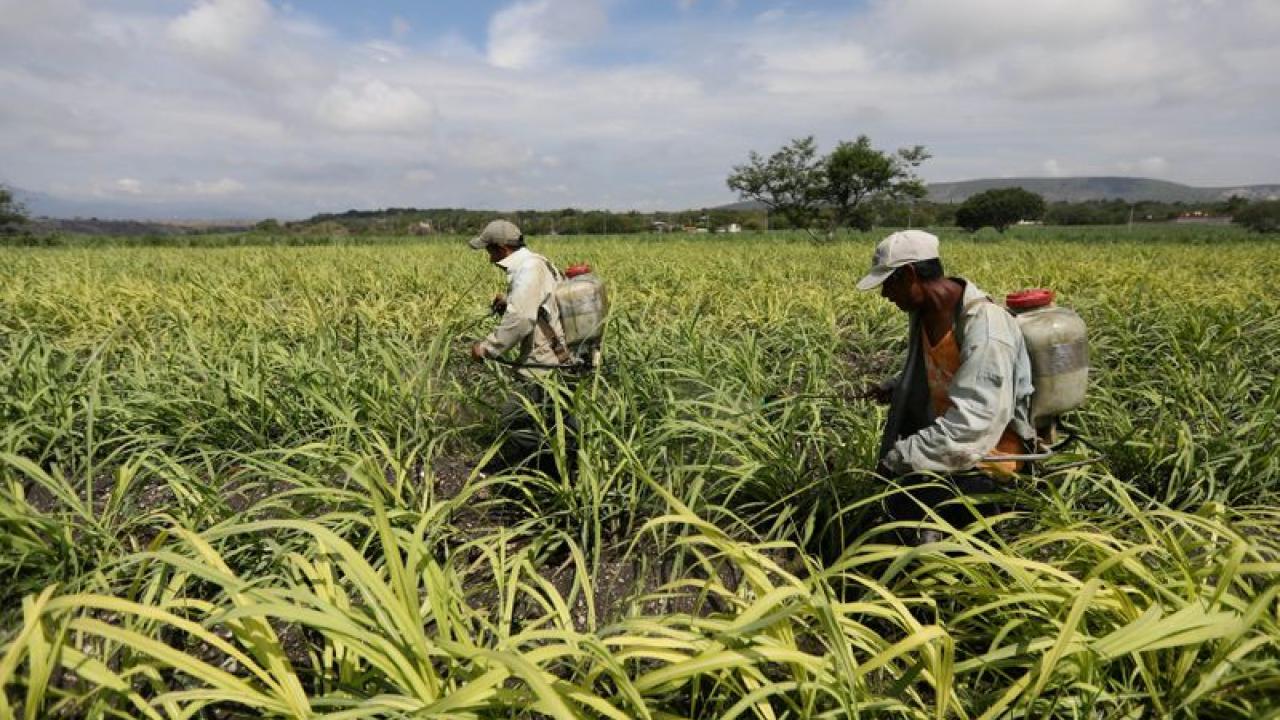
[468,219,522,249]
[856,230,940,290]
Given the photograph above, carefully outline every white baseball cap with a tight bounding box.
[855,230,940,291]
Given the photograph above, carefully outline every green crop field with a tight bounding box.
[2,225,1279,718]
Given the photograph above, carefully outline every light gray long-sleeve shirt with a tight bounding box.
[480,247,564,370]
[881,279,1035,474]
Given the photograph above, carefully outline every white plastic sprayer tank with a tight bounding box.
[556,264,608,365]
[1006,289,1088,430]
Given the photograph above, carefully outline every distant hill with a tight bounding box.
[13,176,1280,226]
[718,177,1280,210]
[925,177,1280,203]
[28,217,253,237]
[13,187,269,222]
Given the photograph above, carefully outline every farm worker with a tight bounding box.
[467,219,575,474]
[468,219,569,371]
[857,230,1035,536]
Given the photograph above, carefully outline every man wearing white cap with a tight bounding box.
[858,230,1035,534]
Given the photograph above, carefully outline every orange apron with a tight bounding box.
[923,328,1024,476]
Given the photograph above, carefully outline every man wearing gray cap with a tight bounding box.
[468,219,574,475]
[858,230,1035,538]
[468,219,569,371]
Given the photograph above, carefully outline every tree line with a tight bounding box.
[724,136,1278,236]
[3,165,1278,244]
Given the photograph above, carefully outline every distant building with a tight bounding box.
[1173,215,1232,225]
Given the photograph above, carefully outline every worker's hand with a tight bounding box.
[879,448,908,477]
[470,342,489,362]
[490,293,507,316]
[861,377,895,405]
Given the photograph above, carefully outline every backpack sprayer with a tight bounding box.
[486,261,609,372]
[980,288,1098,469]
[555,263,609,368]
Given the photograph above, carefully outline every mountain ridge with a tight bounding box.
[925,177,1280,203]
[717,177,1280,211]
[10,176,1280,222]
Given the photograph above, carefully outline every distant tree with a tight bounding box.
[955,187,1046,232]
[726,137,824,233]
[826,137,929,232]
[1045,199,1159,225]
[1219,194,1249,216]
[0,186,29,235]
[726,135,928,241]
[253,218,281,233]
[1044,202,1110,226]
[1233,200,1280,233]
[863,196,940,228]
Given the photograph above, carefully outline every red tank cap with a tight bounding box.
[1006,288,1055,310]
[565,263,592,278]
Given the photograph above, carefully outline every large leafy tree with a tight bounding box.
[0,186,28,235]
[727,135,928,241]
[725,136,826,234]
[954,187,1046,232]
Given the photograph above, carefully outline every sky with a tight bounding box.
[1,0,1278,219]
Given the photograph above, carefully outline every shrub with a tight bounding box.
[1233,200,1280,233]
[0,185,29,235]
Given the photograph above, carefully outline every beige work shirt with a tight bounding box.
[480,247,564,372]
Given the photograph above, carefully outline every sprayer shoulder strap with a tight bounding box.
[537,308,573,365]
[540,256,565,282]
[529,256,572,364]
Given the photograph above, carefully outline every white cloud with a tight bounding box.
[361,41,409,64]
[861,0,1255,108]
[760,43,869,75]
[404,168,437,184]
[95,176,248,198]
[47,134,95,152]
[870,0,1149,62]
[316,79,433,133]
[2,0,1277,218]
[1138,157,1169,176]
[444,135,536,172]
[994,35,1212,102]
[0,0,83,36]
[168,0,272,57]
[486,0,607,69]
[190,178,245,195]
[1116,156,1170,177]
[114,178,143,195]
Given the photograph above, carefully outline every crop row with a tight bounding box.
[1,228,1278,717]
